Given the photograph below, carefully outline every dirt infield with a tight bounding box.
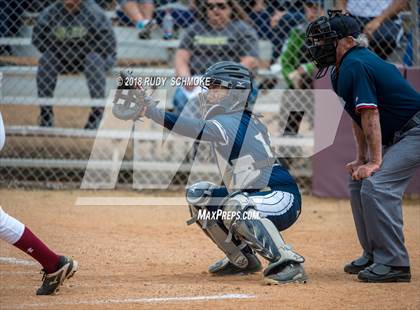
[0,189,419,310]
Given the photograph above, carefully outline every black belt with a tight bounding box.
[400,110,420,134]
[390,110,420,145]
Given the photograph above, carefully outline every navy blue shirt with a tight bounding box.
[331,47,420,145]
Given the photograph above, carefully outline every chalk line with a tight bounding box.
[0,257,37,266]
[6,293,255,309]
[75,196,187,207]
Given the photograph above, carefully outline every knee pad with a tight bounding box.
[222,193,256,230]
[224,193,304,265]
[186,181,217,207]
[186,181,218,226]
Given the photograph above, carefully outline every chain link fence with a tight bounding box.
[0,0,418,191]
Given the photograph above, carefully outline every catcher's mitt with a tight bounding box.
[112,70,158,121]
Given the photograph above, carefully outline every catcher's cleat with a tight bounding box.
[36,256,78,295]
[344,256,373,274]
[208,253,262,276]
[263,262,308,285]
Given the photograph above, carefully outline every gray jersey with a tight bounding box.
[209,111,275,190]
[145,108,298,192]
[179,20,259,76]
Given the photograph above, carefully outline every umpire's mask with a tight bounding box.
[306,10,361,78]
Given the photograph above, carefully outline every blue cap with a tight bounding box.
[329,14,361,39]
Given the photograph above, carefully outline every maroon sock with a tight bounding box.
[13,227,60,273]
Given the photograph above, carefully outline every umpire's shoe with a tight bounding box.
[263,262,308,285]
[208,253,262,276]
[357,263,411,283]
[36,256,78,295]
[344,256,373,274]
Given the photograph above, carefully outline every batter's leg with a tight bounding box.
[0,207,78,295]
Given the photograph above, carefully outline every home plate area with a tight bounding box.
[0,190,419,310]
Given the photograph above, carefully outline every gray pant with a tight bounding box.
[37,51,114,99]
[37,51,115,124]
[349,124,420,267]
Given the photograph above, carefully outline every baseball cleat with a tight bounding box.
[208,253,262,276]
[357,263,411,283]
[36,256,78,295]
[344,256,373,274]
[263,262,308,285]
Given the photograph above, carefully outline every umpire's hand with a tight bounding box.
[347,161,381,181]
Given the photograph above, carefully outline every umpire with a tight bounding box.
[306,11,420,282]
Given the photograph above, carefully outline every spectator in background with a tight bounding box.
[270,0,305,65]
[33,0,116,129]
[0,0,30,37]
[117,0,155,38]
[0,0,29,55]
[402,0,419,66]
[0,0,56,55]
[280,0,323,89]
[174,0,259,115]
[241,0,271,39]
[0,0,57,39]
[236,1,311,86]
[238,0,305,66]
[276,0,322,153]
[94,0,114,9]
[335,0,408,59]
[154,1,196,33]
[118,0,195,39]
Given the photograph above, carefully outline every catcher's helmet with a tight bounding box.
[199,61,252,119]
[306,10,361,78]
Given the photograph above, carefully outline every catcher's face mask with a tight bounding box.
[198,79,250,120]
[198,82,228,119]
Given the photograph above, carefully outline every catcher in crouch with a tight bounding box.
[112,61,307,285]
